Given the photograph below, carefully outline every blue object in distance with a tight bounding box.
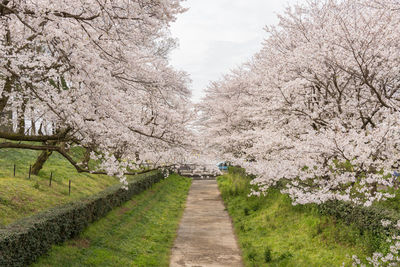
[217,161,228,171]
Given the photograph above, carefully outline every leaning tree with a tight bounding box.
[0,0,195,184]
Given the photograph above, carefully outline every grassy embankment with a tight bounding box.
[218,169,375,266]
[33,174,191,267]
[0,145,119,226]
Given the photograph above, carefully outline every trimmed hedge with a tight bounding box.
[0,171,164,267]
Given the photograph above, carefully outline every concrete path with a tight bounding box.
[170,180,243,267]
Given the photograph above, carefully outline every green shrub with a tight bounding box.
[277,251,293,261]
[319,200,400,239]
[0,171,163,267]
[33,181,40,190]
[228,166,246,176]
[246,249,258,262]
[244,207,250,216]
[264,247,272,263]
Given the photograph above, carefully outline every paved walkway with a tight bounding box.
[170,180,243,267]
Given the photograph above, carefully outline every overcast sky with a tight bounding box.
[169,0,306,102]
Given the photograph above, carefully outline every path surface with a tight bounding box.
[170,180,243,267]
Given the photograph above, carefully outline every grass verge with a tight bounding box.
[32,174,191,267]
[218,171,374,266]
[0,146,119,226]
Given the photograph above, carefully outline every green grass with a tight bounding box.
[32,174,191,267]
[217,171,373,266]
[0,145,119,226]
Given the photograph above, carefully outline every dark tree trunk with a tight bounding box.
[38,121,44,135]
[0,77,12,113]
[31,107,36,135]
[31,150,53,175]
[17,98,27,135]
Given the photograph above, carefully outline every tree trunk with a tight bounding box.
[0,24,14,132]
[31,107,36,135]
[0,77,12,113]
[31,118,36,135]
[81,147,91,169]
[31,150,53,175]
[0,77,15,133]
[17,98,27,135]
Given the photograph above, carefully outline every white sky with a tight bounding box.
[169,0,306,102]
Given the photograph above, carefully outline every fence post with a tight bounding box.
[49,172,52,187]
[13,164,16,176]
[69,180,71,196]
[28,165,31,179]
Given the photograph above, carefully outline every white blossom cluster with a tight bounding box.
[198,0,400,207]
[0,0,199,184]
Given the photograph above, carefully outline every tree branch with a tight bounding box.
[0,141,167,176]
[0,128,70,142]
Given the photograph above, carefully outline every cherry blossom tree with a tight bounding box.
[0,0,195,183]
[199,0,400,207]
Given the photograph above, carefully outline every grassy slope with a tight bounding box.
[33,174,191,267]
[218,172,373,266]
[0,146,119,226]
